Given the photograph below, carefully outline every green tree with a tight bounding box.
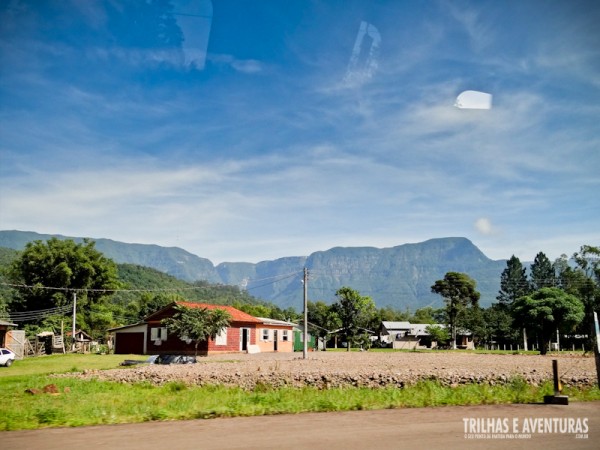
[205,308,233,342]
[512,287,584,355]
[161,304,232,356]
[495,255,531,349]
[410,306,445,324]
[125,292,184,324]
[530,252,556,291]
[375,305,410,322]
[331,287,376,351]
[497,255,530,307]
[570,245,600,352]
[479,304,519,349]
[8,238,121,334]
[425,324,451,347]
[431,272,481,350]
[307,300,341,348]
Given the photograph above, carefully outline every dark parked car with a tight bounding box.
[155,354,197,365]
[120,355,159,366]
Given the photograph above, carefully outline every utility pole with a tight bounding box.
[71,292,77,352]
[303,267,308,360]
[594,312,600,389]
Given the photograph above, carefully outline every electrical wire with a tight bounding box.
[4,304,73,322]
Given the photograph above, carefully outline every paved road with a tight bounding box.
[2,402,598,450]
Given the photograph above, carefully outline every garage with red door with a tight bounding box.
[110,324,147,355]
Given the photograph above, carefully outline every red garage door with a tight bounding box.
[115,332,144,354]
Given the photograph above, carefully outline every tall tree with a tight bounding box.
[331,287,376,351]
[530,252,555,291]
[496,255,530,349]
[161,304,232,356]
[512,287,584,355]
[431,272,480,349]
[571,245,600,353]
[8,238,121,333]
[497,255,530,308]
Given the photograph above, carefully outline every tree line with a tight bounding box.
[1,239,598,355]
[293,247,600,354]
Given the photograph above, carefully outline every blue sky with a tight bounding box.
[1,0,599,265]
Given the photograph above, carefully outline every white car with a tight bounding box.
[0,348,15,367]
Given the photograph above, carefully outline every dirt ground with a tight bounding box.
[69,351,598,389]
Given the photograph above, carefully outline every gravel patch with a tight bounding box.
[69,352,599,390]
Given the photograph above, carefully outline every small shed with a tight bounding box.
[293,325,316,352]
[0,319,17,348]
[66,329,93,352]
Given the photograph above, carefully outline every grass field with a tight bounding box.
[1,353,599,431]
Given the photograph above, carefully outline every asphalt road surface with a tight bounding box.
[3,401,599,450]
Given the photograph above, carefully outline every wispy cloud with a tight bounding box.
[208,54,266,74]
[1,1,599,264]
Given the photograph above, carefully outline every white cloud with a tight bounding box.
[474,217,495,236]
[208,54,265,74]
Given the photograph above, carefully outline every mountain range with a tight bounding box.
[0,230,507,310]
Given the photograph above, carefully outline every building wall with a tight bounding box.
[256,325,294,353]
[145,320,259,355]
[206,323,258,354]
[392,337,423,350]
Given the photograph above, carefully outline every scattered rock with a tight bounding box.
[43,384,59,394]
[61,352,597,390]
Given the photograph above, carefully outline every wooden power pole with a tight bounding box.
[303,268,308,359]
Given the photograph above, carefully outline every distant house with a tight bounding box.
[110,302,295,355]
[379,321,474,350]
[0,319,17,348]
[380,321,432,350]
[66,329,94,352]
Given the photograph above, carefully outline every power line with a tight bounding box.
[3,303,73,322]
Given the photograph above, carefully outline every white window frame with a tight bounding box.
[150,327,167,341]
[281,330,289,341]
[215,328,227,346]
[262,329,270,341]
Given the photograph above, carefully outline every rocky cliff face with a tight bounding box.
[0,231,505,309]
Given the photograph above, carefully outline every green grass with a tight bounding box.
[0,353,134,377]
[1,354,599,431]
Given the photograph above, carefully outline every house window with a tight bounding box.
[215,328,227,346]
[150,327,167,341]
[262,329,270,341]
[281,330,289,341]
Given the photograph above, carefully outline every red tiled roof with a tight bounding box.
[176,301,262,323]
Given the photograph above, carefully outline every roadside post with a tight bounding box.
[543,359,569,405]
[594,311,600,389]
